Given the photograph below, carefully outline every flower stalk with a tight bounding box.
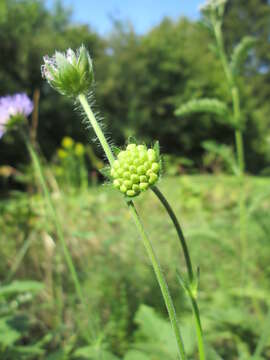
[42,46,187,358]
[210,2,248,286]
[77,94,187,360]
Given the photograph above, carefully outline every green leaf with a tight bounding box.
[175,98,231,125]
[131,305,196,358]
[0,316,21,346]
[230,36,256,77]
[73,346,119,359]
[0,280,44,298]
[112,146,121,156]
[124,350,150,360]
[202,140,238,175]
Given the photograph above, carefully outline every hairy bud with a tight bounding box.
[41,45,94,98]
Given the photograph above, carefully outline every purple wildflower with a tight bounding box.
[0,93,33,137]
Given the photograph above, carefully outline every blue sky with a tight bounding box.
[46,0,202,35]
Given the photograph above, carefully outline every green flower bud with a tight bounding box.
[41,45,94,98]
[113,179,121,189]
[110,143,160,197]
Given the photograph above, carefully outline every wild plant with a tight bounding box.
[175,0,256,287]
[56,136,88,190]
[41,44,205,359]
[0,93,90,340]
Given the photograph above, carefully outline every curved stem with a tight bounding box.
[151,186,194,281]
[128,201,186,360]
[78,94,187,359]
[151,185,205,360]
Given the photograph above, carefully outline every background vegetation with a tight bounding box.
[0,0,270,359]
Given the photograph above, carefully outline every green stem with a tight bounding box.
[213,16,247,287]
[151,186,194,281]
[26,140,98,343]
[151,185,205,360]
[26,141,84,302]
[232,86,245,174]
[6,233,33,283]
[213,21,245,174]
[78,94,115,166]
[78,94,187,359]
[128,201,186,360]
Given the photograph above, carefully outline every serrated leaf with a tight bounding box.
[133,305,196,358]
[230,36,256,77]
[175,98,231,125]
[112,146,121,156]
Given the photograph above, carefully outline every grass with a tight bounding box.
[0,175,270,359]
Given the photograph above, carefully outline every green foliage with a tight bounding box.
[0,280,46,358]
[73,346,119,359]
[0,0,269,172]
[230,36,256,77]
[54,136,103,189]
[127,304,196,359]
[0,176,270,358]
[202,140,238,174]
[175,98,231,125]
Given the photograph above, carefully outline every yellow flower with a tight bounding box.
[62,136,74,149]
[58,149,67,159]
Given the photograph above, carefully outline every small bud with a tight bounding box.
[110,143,161,197]
[41,45,94,98]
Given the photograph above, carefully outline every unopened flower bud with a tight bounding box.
[41,45,94,98]
[111,143,160,197]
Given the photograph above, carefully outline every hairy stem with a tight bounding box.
[78,94,187,359]
[78,94,115,166]
[152,185,205,360]
[213,17,247,287]
[128,201,186,360]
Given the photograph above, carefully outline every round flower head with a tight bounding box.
[41,45,94,98]
[0,93,33,138]
[111,143,161,198]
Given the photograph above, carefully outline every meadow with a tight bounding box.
[1,0,270,359]
[1,174,270,359]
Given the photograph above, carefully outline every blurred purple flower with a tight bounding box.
[0,93,33,137]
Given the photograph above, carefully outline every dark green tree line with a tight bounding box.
[0,0,269,173]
